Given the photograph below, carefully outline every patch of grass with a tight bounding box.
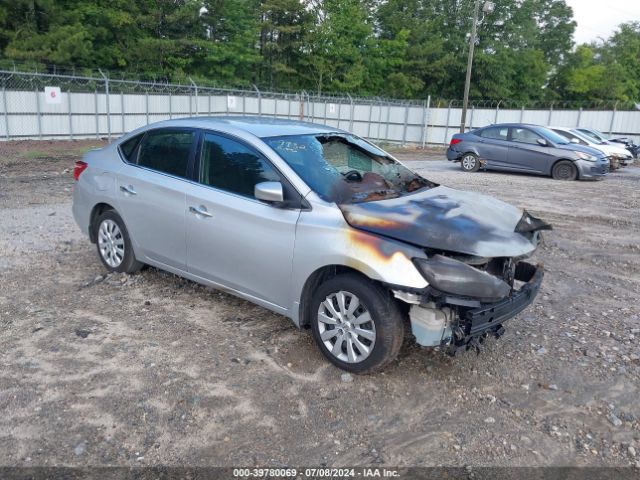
[18,150,52,159]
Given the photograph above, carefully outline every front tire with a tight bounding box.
[460,153,480,172]
[310,274,405,374]
[95,210,143,273]
[551,160,577,181]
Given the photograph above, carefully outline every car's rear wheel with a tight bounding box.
[460,153,480,172]
[310,274,405,374]
[551,160,577,181]
[95,210,143,273]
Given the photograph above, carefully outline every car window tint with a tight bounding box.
[480,127,508,140]
[511,128,542,145]
[200,133,280,198]
[137,129,195,178]
[119,134,143,161]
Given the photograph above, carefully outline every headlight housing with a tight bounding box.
[574,151,597,162]
[413,255,511,301]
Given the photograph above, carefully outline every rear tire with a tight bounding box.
[95,210,143,273]
[310,273,405,374]
[551,160,577,181]
[460,153,480,172]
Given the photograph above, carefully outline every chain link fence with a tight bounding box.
[1,68,639,144]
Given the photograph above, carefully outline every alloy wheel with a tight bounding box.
[462,155,476,170]
[317,290,376,363]
[98,219,125,268]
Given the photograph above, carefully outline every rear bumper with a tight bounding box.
[446,148,461,161]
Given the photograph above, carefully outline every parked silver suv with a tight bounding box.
[73,117,549,373]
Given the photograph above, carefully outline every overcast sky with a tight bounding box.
[565,0,640,44]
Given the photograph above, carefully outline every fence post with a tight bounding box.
[520,105,525,123]
[67,90,73,140]
[367,102,374,139]
[120,92,125,134]
[402,102,410,145]
[576,107,582,127]
[94,88,99,139]
[299,91,305,120]
[443,101,452,145]
[384,101,391,141]
[421,95,431,148]
[208,92,211,115]
[609,101,618,135]
[189,77,198,116]
[547,102,554,126]
[347,94,354,131]
[169,90,173,119]
[253,85,261,116]
[99,69,111,141]
[146,91,150,124]
[376,100,383,141]
[469,106,475,131]
[3,84,9,140]
[35,87,42,139]
[494,100,501,124]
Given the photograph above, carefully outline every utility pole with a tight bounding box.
[460,1,494,133]
[460,0,480,133]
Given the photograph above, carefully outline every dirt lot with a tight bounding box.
[0,140,639,468]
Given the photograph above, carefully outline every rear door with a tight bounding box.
[184,131,301,310]
[507,127,555,173]
[116,128,197,269]
[475,126,510,169]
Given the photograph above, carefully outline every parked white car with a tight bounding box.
[550,127,634,169]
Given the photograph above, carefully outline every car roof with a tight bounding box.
[133,116,343,139]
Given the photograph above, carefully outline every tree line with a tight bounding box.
[0,1,638,104]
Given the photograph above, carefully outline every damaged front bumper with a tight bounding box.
[395,262,544,355]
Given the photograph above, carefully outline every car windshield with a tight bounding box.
[265,133,434,204]
[538,127,571,145]
[580,129,607,144]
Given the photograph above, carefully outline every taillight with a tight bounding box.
[450,138,463,146]
[73,161,88,181]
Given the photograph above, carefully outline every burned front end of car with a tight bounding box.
[340,186,552,354]
[394,211,549,354]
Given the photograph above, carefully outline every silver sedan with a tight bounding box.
[73,117,548,373]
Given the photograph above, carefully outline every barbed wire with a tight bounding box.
[0,61,636,111]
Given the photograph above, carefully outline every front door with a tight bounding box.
[507,127,555,173]
[185,132,301,310]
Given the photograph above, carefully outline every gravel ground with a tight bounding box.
[0,140,639,468]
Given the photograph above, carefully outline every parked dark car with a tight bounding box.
[447,123,610,180]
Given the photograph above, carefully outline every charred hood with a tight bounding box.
[340,186,551,258]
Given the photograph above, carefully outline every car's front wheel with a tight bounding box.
[310,274,405,374]
[95,210,143,273]
[551,160,577,181]
[460,153,480,172]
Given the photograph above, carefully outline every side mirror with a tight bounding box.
[536,138,548,147]
[254,181,284,203]
[570,138,580,144]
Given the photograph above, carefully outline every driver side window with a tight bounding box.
[510,128,542,145]
[199,133,281,199]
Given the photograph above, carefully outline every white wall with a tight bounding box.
[1,88,639,144]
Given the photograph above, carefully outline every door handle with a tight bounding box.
[119,185,137,195]
[189,205,213,218]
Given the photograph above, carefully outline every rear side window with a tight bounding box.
[119,134,143,161]
[479,127,508,140]
[137,129,195,178]
[199,133,280,198]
